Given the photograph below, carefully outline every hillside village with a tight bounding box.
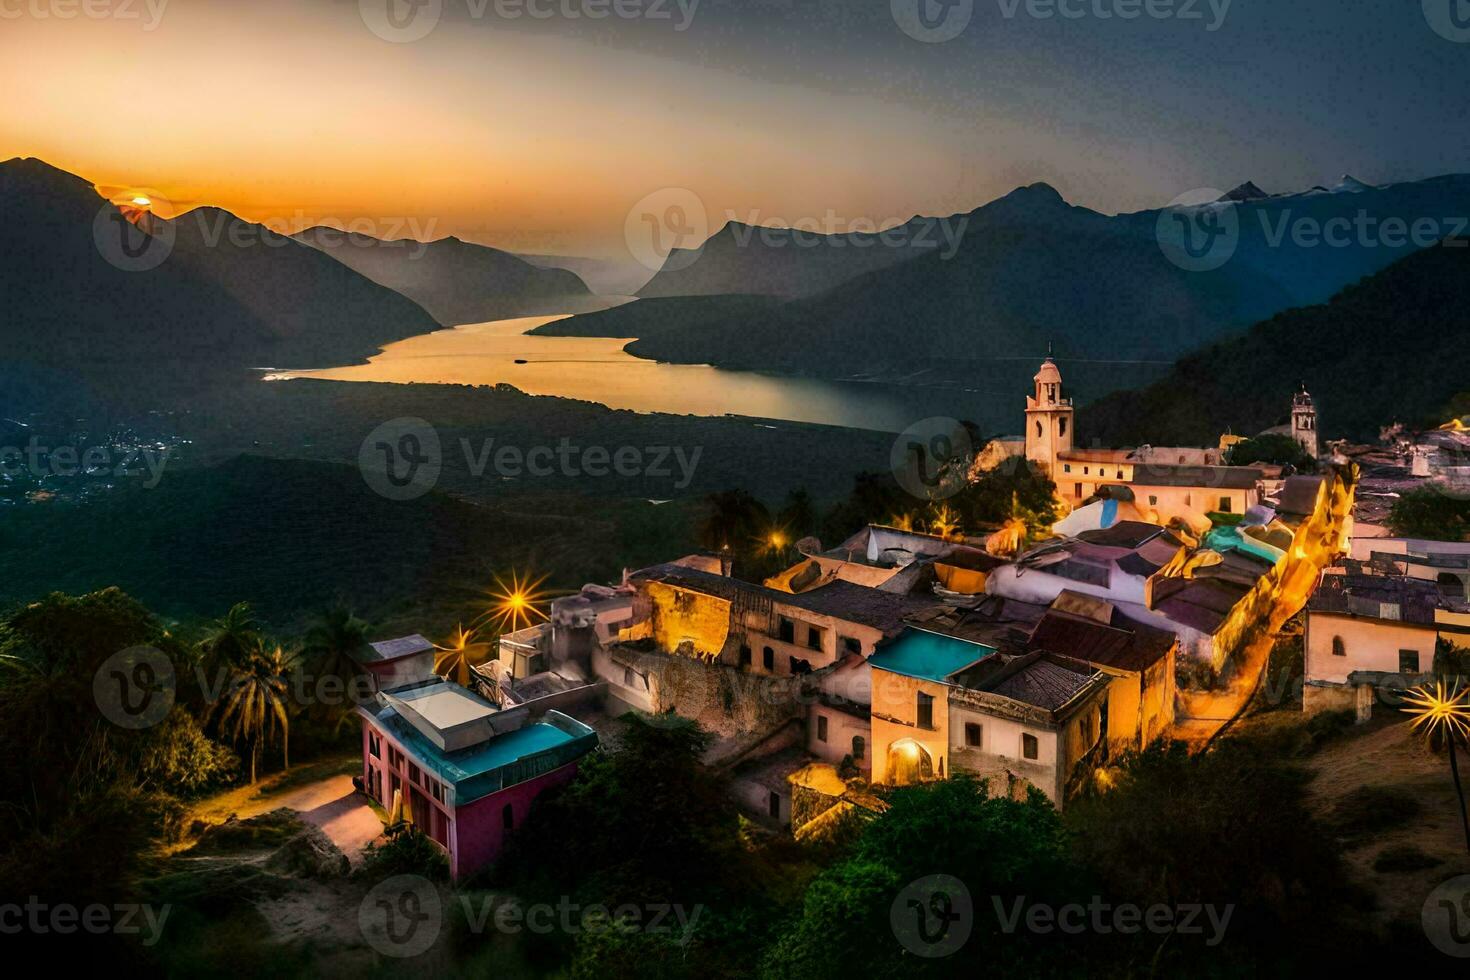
[347,358,1468,878]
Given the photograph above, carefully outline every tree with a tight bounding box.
[302,605,369,683]
[951,459,1060,537]
[1402,682,1470,854]
[1388,487,1470,541]
[1224,433,1316,471]
[778,488,817,540]
[214,640,294,782]
[199,601,264,674]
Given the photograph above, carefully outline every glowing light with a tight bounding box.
[131,196,151,206]
[434,623,491,686]
[476,571,552,635]
[1402,681,1470,743]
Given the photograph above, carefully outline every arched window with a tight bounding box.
[1035,420,1043,438]
[1331,635,1346,657]
[1058,417,1067,437]
[852,735,865,761]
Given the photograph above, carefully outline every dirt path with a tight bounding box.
[185,756,384,865]
[1171,628,1276,750]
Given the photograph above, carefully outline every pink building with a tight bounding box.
[354,636,598,879]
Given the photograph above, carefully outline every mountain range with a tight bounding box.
[566,173,1470,392]
[291,227,599,325]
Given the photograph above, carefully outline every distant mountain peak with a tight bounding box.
[1003,181,1067,206]
[1219,181,1270,202]
[1333,174,1372,193]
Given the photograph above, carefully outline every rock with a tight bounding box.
[264,824,351,879]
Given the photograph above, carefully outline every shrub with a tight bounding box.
[359,822,448,882]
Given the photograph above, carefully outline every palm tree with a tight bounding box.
[696,490,771,554]
[434,624,492,687]
[199,602,263,673]
[1402,681,1470,853]
[302,605,369,693]
[215,640,294,783]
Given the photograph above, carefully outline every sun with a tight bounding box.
[130,196,151,207]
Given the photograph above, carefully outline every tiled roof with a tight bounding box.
[1027,609,1176,673]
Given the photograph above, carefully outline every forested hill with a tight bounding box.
[1077,239,1470,445]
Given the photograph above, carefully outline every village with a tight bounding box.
[348,357,1470,879]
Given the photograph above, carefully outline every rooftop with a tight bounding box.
[1128,465,1262,490]
[949,650,1106,713]
[1308,569,1447,625]
[867,627,995,683]
[1027,607,1176,673]
[356,634,435,664]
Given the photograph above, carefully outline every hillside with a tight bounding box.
[293,227,597,325]
[1078,239,1470,444]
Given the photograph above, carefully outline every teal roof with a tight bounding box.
[370,701,598,804]
[868,628,996,684]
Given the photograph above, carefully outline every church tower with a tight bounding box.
[1291,384,1319,460]
[1025,355,1074,478]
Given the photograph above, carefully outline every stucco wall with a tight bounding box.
[870,670,950,785]
[1305,610,1438,684]
[450,761,580,879]
[808,705,871,774]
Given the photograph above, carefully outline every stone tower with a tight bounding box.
[1291,384,1319,460]
[1025,355,1074,478]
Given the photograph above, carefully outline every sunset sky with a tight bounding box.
[4,0,1467,256]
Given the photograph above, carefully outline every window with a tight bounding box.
[769,791,782,819]
[1064,464,1072,473]
[1332,635,1346,657]
[1116,469,1123,479]
[916,692,934,729]
[1083,466,1090,475]
[390,772,401,802]
[778,618,796,643]
[816,715,828,742]
[430,779,442,803]
[1035,420,1043,438]
[763,646,774,670]
[1399,650,1421,673]
[1021,733,1039,760]
[806,626,822,651]
[409,762,421,786]
[623,666,635,687]
[368,731,381,759]
[1074,483,1083,498]
[841,636,862,656]
[739,644,752,666]
[1148,495,1158,507]
[1184,494,1192,506]
[1219,496,1232,513]
[852,736,865,760]
[503,803,515,831]
[1059,417,1067,437]
[964,722,982,747]
[1080,713,1093,745]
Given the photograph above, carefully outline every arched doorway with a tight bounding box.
[887,738,934,786]
[1437,573,1468,602]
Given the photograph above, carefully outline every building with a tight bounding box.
[1025,591,1178,750]
[867,626,1109,807]
[1025,356,1074,478]
[1292,385,1319,460]
[353,637,599,880]
[1302,570,1445,719]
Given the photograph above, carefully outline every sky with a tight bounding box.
[3,0,1468,257]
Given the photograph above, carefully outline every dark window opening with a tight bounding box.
[1021,733,1039,760]
[1399,650,1421,673]
[852,735,865,760]
[768,791,781,819]
[762,646,774,670]
[916,692,934,729]
[965,722,982,747]
[816,715,828,742]
[778,618,796,643]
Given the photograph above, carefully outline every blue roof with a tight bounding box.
[868,628,996,684]
[371,702,598,804]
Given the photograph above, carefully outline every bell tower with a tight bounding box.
[1025,353,1073,478]
[1291,384,1318,460]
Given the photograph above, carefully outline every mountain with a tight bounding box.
[516,252,653,296]
[1220,181,1270,202]
[1332,174,1373,193]
[166,206,440,365]
[293,228,597,325]
[582,173,1470,394]
[1077,238,1470,445]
